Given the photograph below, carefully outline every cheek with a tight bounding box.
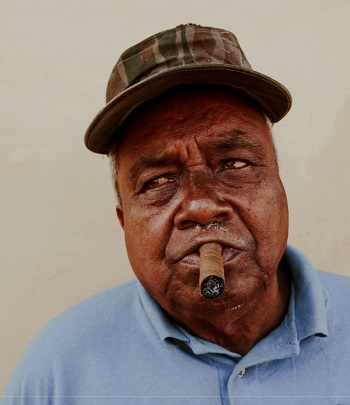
[242,176,289,268]
[230,173,288,273]
[122,204,173,272]
[123,208,174,301]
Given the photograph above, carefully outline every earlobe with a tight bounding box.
[116,205,124,229]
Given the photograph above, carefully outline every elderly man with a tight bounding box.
[3,24,350,404]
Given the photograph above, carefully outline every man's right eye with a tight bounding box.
[145,176,174,190]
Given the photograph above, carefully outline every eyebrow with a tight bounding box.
[209,130,264,154]
[129,154,177,181]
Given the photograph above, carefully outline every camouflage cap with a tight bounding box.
[85,24,292,154]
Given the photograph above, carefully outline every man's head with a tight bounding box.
[84,24,291,326]
[108,86,289,321]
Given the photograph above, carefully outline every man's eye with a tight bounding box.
[224,159,247,169]
[146,176,173,190]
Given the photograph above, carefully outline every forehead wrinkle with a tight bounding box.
[128,135,204,179]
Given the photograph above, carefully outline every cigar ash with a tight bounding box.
[201,275,224,298]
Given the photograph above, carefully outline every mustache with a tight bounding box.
[189,220,252,250]
[192,220,228,233]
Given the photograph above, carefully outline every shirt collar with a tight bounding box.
[137,244,328,352]
[137,281,189,343]
[283,244,328,340]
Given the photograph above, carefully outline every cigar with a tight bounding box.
[199,243,225,298]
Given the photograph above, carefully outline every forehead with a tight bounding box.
[116,87,270,156]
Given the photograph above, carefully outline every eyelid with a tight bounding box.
[223,158,249,169]
[142,174,175,191]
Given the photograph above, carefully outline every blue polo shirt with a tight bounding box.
[2,245,350,404]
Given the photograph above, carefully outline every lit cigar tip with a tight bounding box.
[199,242,225,299]
[201,275,224,298]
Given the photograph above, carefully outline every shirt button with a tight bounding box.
[238,368,246,377]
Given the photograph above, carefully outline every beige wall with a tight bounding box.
[1,0,349,391]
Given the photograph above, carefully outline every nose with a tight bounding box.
[174,172,234,230]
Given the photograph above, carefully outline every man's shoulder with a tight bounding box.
[54,278,139,318]
[316,269,350,305]
[316,268,350,286]
[286,244,350,294]
[3,280,141,391]
[285,244,350,323]
[37,279,140,346]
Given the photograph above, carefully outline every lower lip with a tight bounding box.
[182,247,238,266]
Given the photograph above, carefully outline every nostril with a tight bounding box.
[178,219,198,230]
[174,204,233,230]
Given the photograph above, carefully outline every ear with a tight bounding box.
[116,205,124,229]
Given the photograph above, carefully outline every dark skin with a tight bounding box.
[115,87,290,355]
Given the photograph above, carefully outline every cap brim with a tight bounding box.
[84,65,292,154]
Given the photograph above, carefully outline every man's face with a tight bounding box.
[116,88,289,320]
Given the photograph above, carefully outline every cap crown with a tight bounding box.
[85,24,292,154]
[106,24,252,102]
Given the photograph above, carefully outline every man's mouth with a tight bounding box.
[181,246,238,266]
